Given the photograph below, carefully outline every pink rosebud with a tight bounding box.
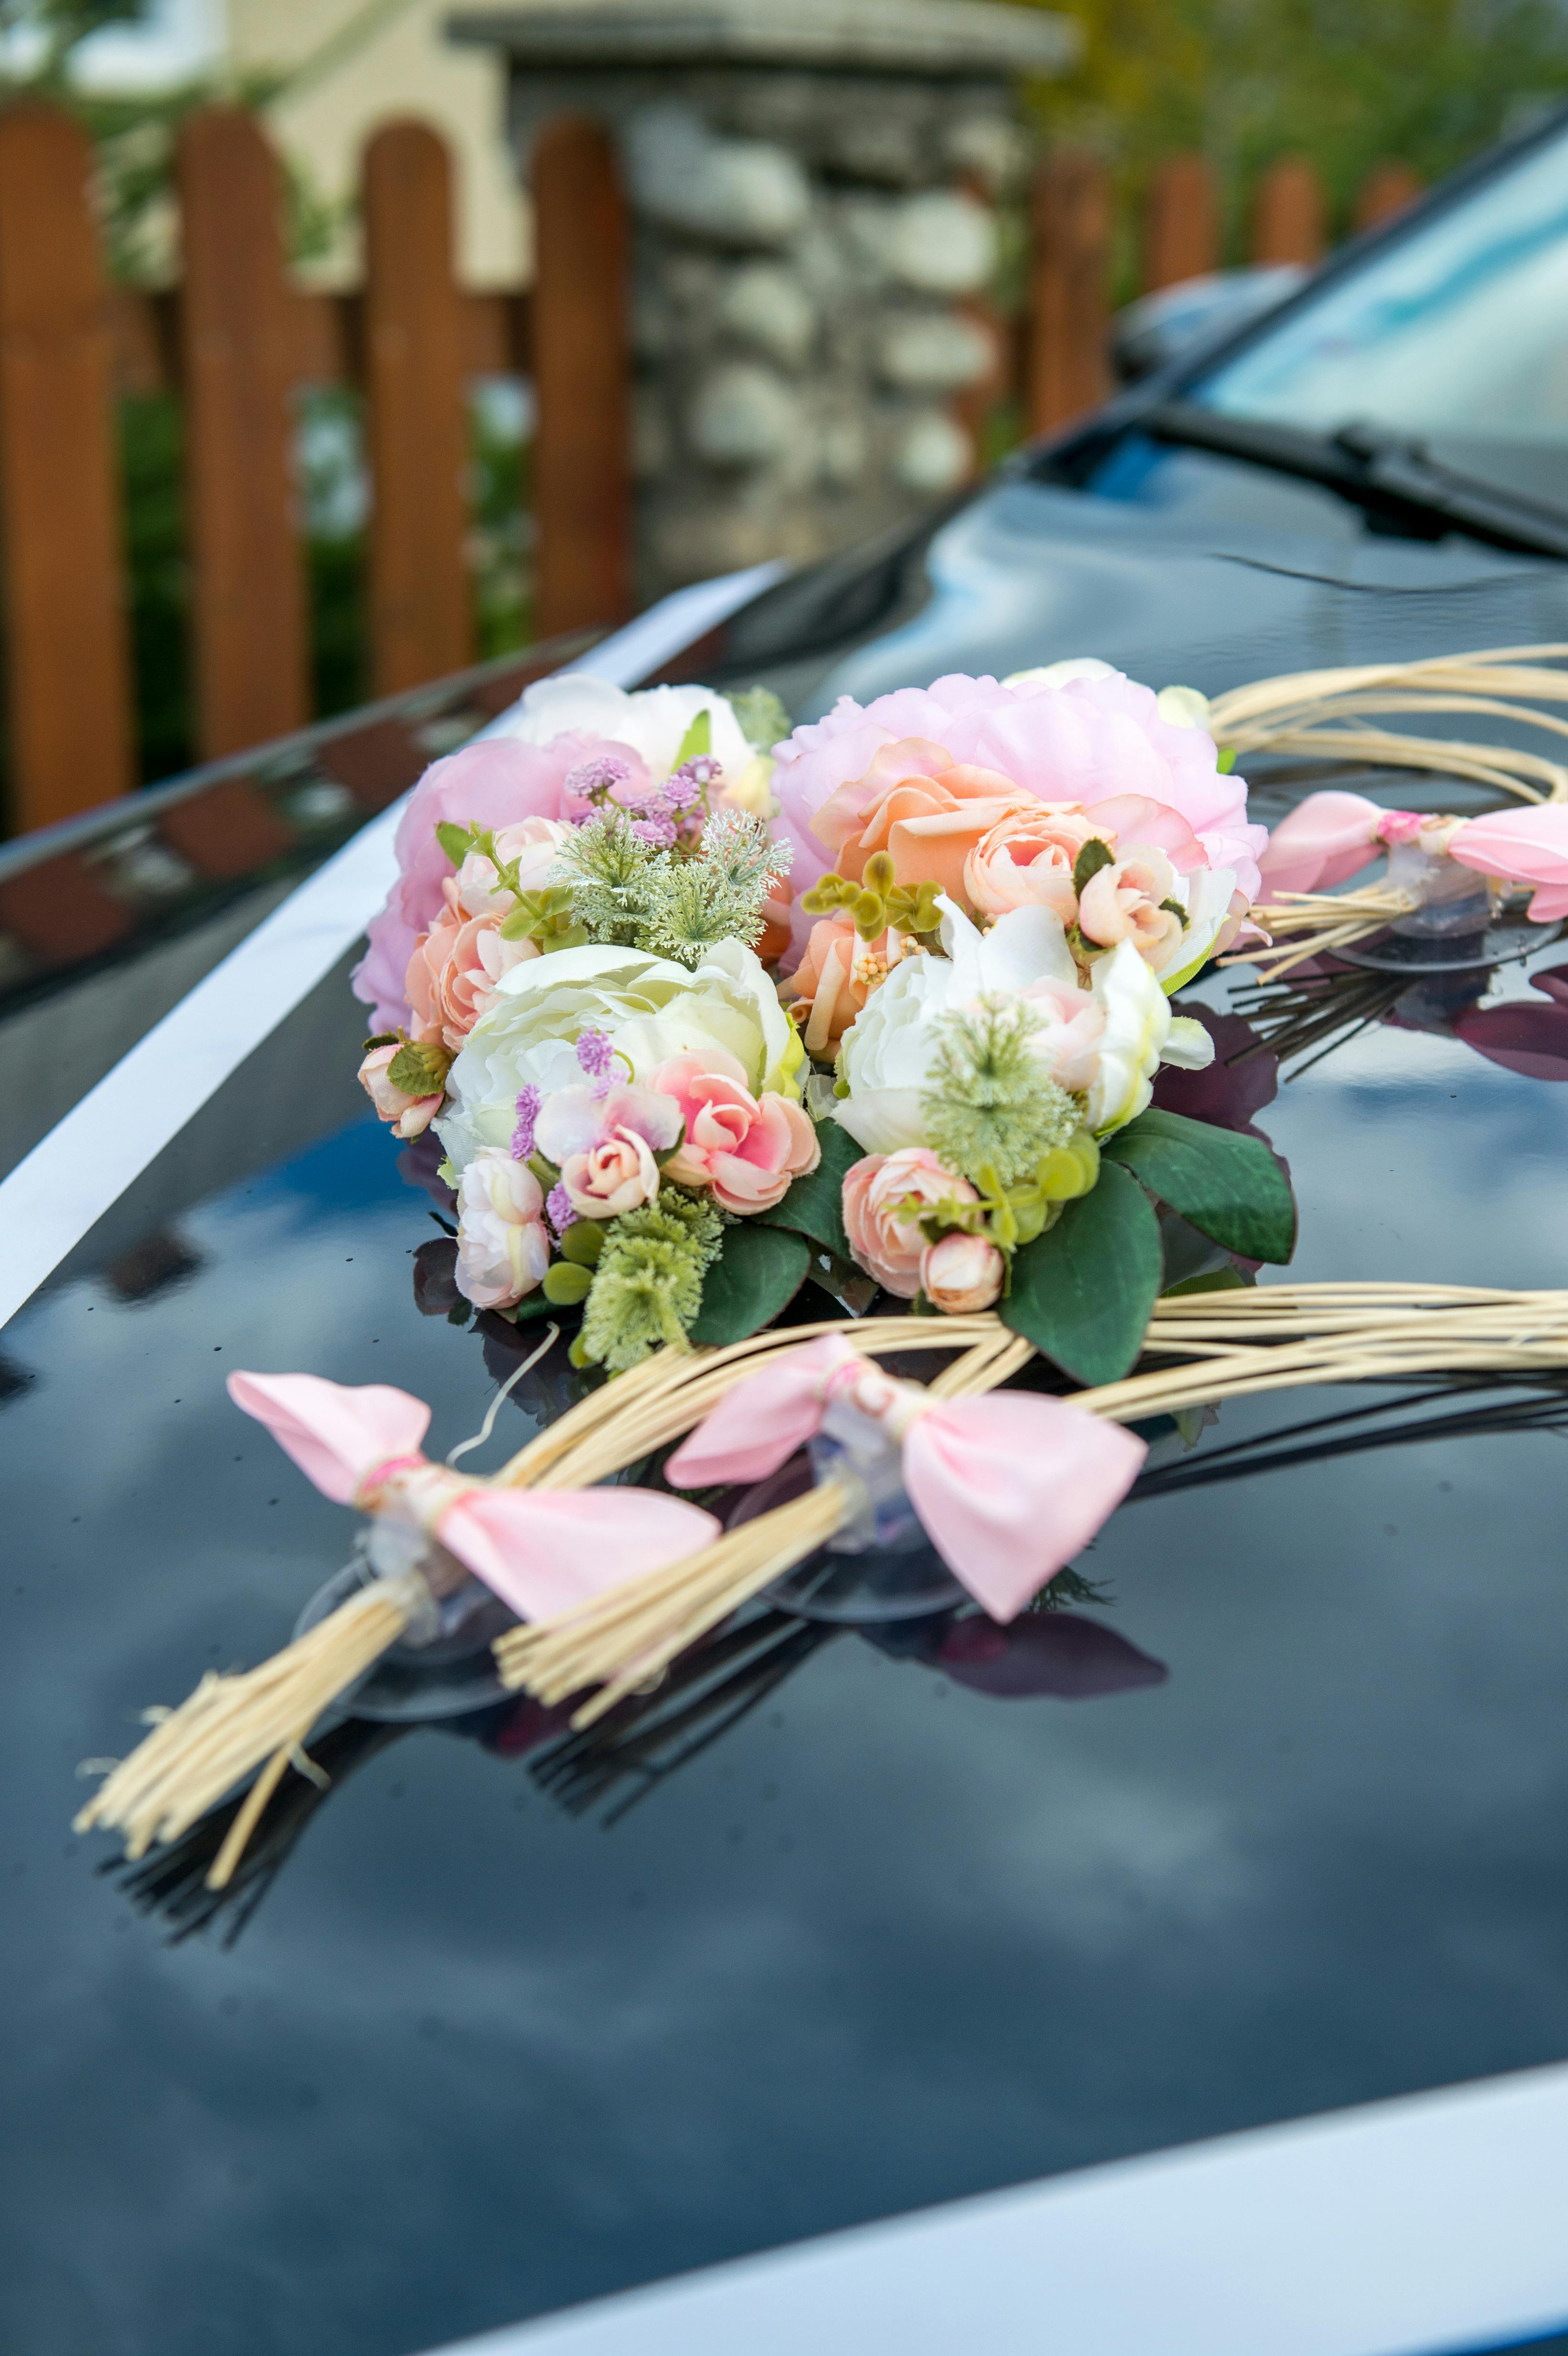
[454,1150,551,1310]
[560,1128,663,1219]
[454,817,568,916]
[842,1147,976,1298]
[653,1049,820,1214]
[920,1230,1005,1314]
[1077,844,1184,964]
[963,805,1102,921]
[358,1044,441,1139]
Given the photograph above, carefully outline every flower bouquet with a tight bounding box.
[78,644,1568,1889]
[353,660,1293,1386]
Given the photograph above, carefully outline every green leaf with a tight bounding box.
[756,1118,860,1259]
[1002,1161,1164,1385]
[689,1222,811,1346]
[1103,1107,1296,1265]
[1162,1264,1251,1298]
[387,1040,452,1098]
[544,1261,593,1305]
[672,709,712,770]
[435,820,472,868]
[1216,745,1237,773]
[1072,835,1115,895]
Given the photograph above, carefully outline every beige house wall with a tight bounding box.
[225,0,531,286]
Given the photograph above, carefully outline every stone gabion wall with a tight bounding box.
[616,73,1027,599]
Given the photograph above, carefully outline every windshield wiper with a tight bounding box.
[1141,399,1568,561]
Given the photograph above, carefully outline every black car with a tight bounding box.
[6,106,1568,2356]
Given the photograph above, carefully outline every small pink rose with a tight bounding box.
[561,1128,663,1219]
[842,1147,976,1298]
[454,816,569,916]
[920,1230,1004,1314]
[1078,845,1183,963]
[653,1049,820,1213]
[963,805,1103,921]
[358,1044,441,1139]
[454,1149,551,1310]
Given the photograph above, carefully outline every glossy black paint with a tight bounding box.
[5,907,1568,2352]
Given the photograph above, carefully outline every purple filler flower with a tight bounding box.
[575,1027,617,1087]
[546,1183,577,1237]
[563,750,632,807]
[511,1083,542,1161]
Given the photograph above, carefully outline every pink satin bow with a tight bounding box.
[663,1333,1146,1624]
[228,1371,719,1624]
[1259,790,1568,921]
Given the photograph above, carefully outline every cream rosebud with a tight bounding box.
[454,1149,551,1310]
[359,1044,441,1139]
[920,1231,1005,1314]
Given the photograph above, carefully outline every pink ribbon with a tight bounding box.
[1258,790,1568,921]
[663,1334,1146,1625]
[227,1371,719,1624]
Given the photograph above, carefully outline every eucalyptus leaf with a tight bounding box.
[756,1119,860,1260]
[690,1222,811,1346]
[1002,1161,1164,1385]
[1103,1107,1296,1264]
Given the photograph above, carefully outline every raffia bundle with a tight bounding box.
[493,1284,1568,1728]
[1205,644,1568,977]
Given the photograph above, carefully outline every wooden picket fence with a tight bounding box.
[0,101,1416,840]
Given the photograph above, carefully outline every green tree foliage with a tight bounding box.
[1015,0,1568,267]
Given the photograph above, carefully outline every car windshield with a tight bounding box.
[1195,117,1568,513]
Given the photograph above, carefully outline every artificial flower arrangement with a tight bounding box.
[352,659,1295,1388]
[76,643,1568,1892]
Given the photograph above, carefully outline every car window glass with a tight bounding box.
[1197,127,1568,506]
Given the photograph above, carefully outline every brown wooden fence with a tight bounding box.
[0,102,1417,839]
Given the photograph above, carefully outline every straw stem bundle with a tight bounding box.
[494,1285,1568,1725]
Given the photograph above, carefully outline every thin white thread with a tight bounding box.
[445,1325,559,1468]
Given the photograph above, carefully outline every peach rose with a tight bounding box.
[560,1127,662,1220]
[406,877,540,1051]
[1078,846,1183,963]
[842,1147,977,1299]
[454,816,568,917]
[757,873,794,966]
[963,806,1105,921]
[454,1149,551,1310]
[920,1231,1005,1313]
[358,1044,442,1139]
[654,1048,820,1213]
[813,736,1033,902]
[779,916,904,1058]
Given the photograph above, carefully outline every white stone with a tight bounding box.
[878,311,995,393]
[884,190,997,294]
[626,106,811,248]
[718,263,817,367]
[943,114,1031,194]
[891,409,972,494]
[688,361,804,468]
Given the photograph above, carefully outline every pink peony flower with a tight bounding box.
[358,1044,442,1139]
[653,1048,820,1213]
[772,669,1265,962]
[454,1149,551,1310]
[352,735,642,1033]
[1078,845,1184,963]
[534,1080,684,1219]
[842,1147,976,1298]
[405,880,540,1051]
[920,1230,1004,1313]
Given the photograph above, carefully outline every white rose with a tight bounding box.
[487,673,754,795]
[833,901,1080,1155]
[454,1150,551,1311]
[1154,683,1214,733]
[437,938,802,1178]
[1002,656,1117,692]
